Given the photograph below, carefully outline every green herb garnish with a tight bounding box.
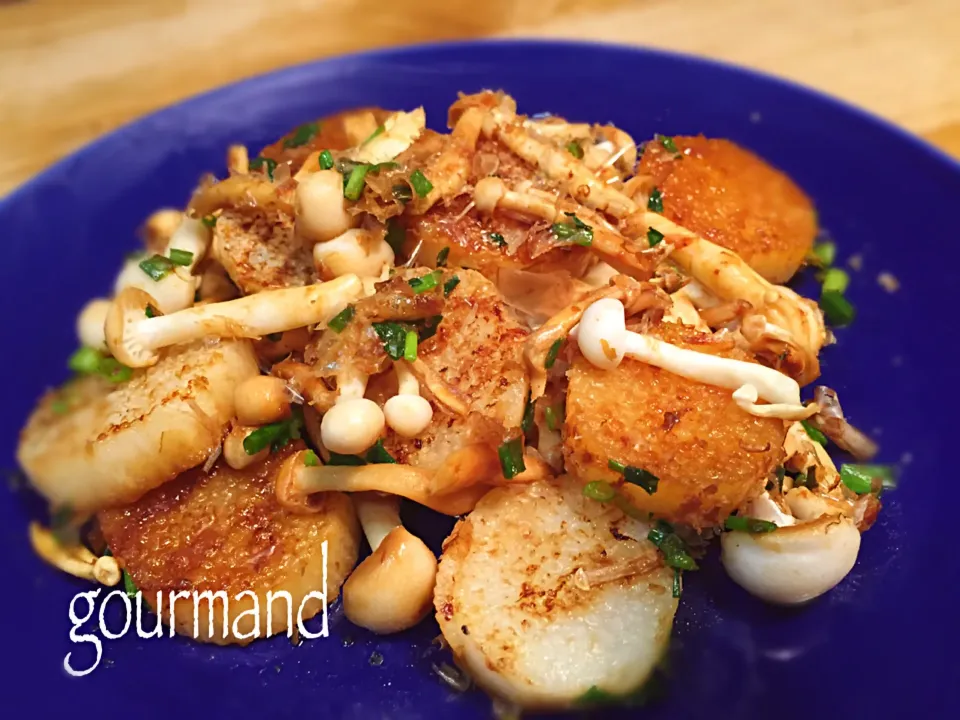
[647,227,664,247]
[810,241,836,267]
[403,331,418,362]
[283,122,319,148]
[385,218,406,255]
[249,156,277,180]
[582,480,616,502]
[318,150,334,170]
[373,321,409,360]
[304,450,320,467]
[123,571,138,599]
[544,338,564,369]
[521,395,535,435]
[436,247,450,267]
[138,254,175,281]
[565,140,584,159]
[326,452,367,466]
[543,404,561,431]
[647,187,663,212]
[821,268,850,295]
[409,169,433,198]
[820,291,855,326]
[365,439,397,464]
[168,248,193,267]
[550,212,593,247]
[68,347,102,375]
[658,135,679,153]
[497,437,526,479]
[417,314,443,341]
[443,275,460,297]
[392,183,413,203]
[242,411,302,455]
[724,515,778,533]
[647,520,698,570]
[801,420,828,445]
[408,271,441,294]
[327,305,355,333]
[840,463,896,494]
[488,232,507,247]
[201,215,217,228]
[343,164,371,201]
[363,124,385,145]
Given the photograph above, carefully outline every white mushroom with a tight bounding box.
[383,361,433,438]
[721,515,860,605]
[313,228,395,281]
[105,274,363,368]
[295,169,358,245]
[28,522,120,586]
[76,298,112,351]
[574,297,809,419]
[166,217,210,270]
[473,177,558,222]
[319,371,385,455]
[342,493,438,634]
[234,375,291,426]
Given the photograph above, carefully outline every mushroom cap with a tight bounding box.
[342,526,438,634]
[383,394,433,438]
[105,287,162,367]
[576,297,626,370]
[720,514,860,605]
[320,397,385,455]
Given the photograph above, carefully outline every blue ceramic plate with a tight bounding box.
[2,40,957,719]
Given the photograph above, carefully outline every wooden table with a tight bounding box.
[2,0,959,196]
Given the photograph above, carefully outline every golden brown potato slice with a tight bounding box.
[638,136,817,283]
[435,476,676,709]
[18,340,259,514]
[379,269,529,471]
[564,322,785,528]
[98,442,360,645]
[212,209,316,294]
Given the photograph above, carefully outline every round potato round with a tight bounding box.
[638,136,817,283]
[435,476,676,710]
[98,442,360,645]
[563,322,786,528]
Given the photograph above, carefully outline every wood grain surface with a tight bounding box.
[2,0,959,196]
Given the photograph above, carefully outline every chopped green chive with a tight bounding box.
[550,212,593,247]
[672,569,682,598]
[647,227,665,247]
[544,338,564,369]
[821,268,850,295]
[365,439,397,464]
[409,169,433,198]
[363,124,385,145]
[521,396,535,435]
[647,520,698,570]
[318,150,334,170]
[658,135,679,153]
[249,156,277,180]
[582,480,616,503]
[443,275,460,297]
[385,218,406,254]
[201,214,217,228]
[408,271,440,294]
[436,247,450,267]
[497,437,526,479]
[810,241,836,267]
[488,232,507,247]
[608,459,659,494]
[403,331,418,362]
[565,140,584,158]
[801,420,828,445]
[304,450,320,467]
[283,122,319,148]
[647,187,663,212]
[820,291,855,326]
[608,459,626,473]
[543,404,560,431]
[242,412,302,455]
[373,321,409,360]
[138,254,175,281]
[327,305,355,333]
[343,164,371,201]
[123,570,138,599]
[392,183,413,203]
[840,463,896,494]
[326,452,367,466]
[168,248,194,267]
[724,515,778,533]
[69,346,103,375]
[98,358,133,384]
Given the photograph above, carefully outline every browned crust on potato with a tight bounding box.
[638,136,817,283]
[563,322,785,528]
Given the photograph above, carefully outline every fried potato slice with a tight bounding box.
[212,209,316,294]
[564,322,785,528]
[18,340,259,514]
[435,476,676,709]
[98,442,360,645]
[638,136,817,283]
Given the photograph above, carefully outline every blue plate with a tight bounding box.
[2,40,957,719]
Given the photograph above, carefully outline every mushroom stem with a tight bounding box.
[108,275,363,367]
[575,297,811,420]
[355,493,402,552]
[28,522,98,582]
[473,177,559,222]
[276,450,486,516]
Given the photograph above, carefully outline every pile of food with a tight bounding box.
[18,91,892,711]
